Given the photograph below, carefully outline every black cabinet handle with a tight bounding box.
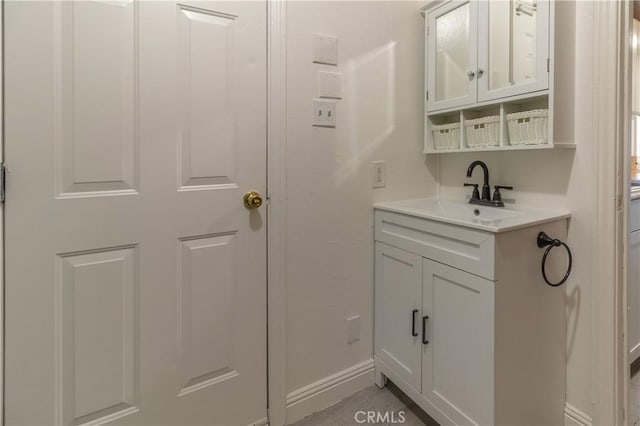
[422,315,429,345]
[411,309,419,337]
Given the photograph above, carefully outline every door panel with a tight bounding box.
[60,246,138,425]
[422,259,494,426]
[178,234,237,396]
[426,0,478,112]
[57,1,138,196]
[177,5,239,189]
[477,0,550,101]
[630,230,640,362]
[5,1,267,425]
[374,243,422,392]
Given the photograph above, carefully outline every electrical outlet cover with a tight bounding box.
[347,315,360,344]
[372,161,385,188]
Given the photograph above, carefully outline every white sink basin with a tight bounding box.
[373,197,570,233]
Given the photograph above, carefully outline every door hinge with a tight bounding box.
[1,163,6,203]
[426,25,430,36]
[547,58,550,73]
[426,90,429,101]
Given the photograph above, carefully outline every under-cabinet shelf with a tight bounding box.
[424,95,575,154]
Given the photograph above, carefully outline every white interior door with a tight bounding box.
[4,1,267,425]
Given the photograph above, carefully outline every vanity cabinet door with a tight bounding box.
[477,0,550,102]
[426,0,478,112]
[629,230,640,363]
[375,243,423,392]
[422,259,494,425]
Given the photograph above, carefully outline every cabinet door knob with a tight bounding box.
[477,68,485,78]
[422,315,430,345]
[411,309,419,337]
[467,70,476,79]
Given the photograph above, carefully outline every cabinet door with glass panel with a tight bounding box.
[426,0,478,112]
[477,0,550,102]
[426,0,550,112]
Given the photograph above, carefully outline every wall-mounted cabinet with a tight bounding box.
[423,0,573,153]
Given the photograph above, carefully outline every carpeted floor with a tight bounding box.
[288,381,438,426]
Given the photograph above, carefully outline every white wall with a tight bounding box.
[284,0,596,423]
[437,1,594,420]
[284,0,436,410]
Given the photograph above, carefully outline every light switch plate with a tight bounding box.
[318,71,342,99]
[312,34,338,65]
[312,99,336,128]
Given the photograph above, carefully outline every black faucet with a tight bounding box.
[464,160,513,207]
[466,160,491,201]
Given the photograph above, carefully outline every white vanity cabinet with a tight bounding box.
[374,207,567,425]
[426,0,550,112]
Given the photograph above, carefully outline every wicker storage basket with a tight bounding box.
[506,109,549,145]
[432,122,460,150]
[464,115,500,148]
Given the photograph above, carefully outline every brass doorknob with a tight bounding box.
[243,191,263,209]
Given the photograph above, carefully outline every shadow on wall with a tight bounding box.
[567,285,581,363]
[436,148,576,203]
[496,149,576,199]
[333,41,398,185]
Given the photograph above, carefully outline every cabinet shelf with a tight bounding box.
[425,95,577,153]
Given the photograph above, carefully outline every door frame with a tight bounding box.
[0,0,5,424]
[267,0,287,425]
[0,1,286,425]
[593,0,628,424]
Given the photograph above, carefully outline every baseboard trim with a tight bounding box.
[248,417,269,426]
[564,403,592,426]
[285,359,375,424]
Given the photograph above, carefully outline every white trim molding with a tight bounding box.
[564,403,593,426]
[0,0,5,424]
[285,360,375,425]
[247,417,269,426]
[590,0,627,424]
[267,0,287,425]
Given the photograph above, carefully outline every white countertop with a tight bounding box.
[374,197,571,233]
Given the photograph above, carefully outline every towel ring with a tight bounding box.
[537,232,572,287]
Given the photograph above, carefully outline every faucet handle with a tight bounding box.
[492,185,513,202]
[464,183,480,200]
